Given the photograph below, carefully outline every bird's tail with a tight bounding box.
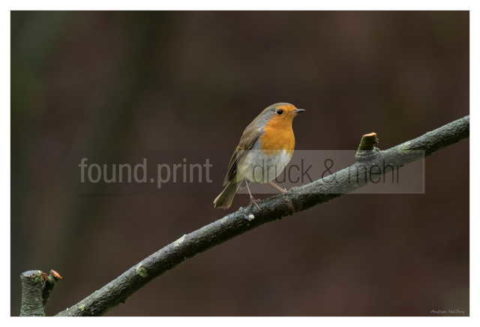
[213,181,240,209]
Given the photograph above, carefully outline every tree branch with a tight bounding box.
[20,270,62,316]
[54,116,468,316]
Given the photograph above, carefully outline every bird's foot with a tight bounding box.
[249,196,261,210]
[270,182,288,193]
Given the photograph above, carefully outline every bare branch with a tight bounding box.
[20,270,62,316]
[55,116,469,316]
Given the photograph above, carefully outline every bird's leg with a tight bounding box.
[245,180,260,209]
[269,181,287,193]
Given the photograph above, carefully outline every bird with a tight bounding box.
[213,102,305,209]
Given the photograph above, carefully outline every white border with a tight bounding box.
[4,0,474,10]
[2,1,476,326]
[1,2,10,320]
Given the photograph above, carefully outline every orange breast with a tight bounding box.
[259,123,295,155]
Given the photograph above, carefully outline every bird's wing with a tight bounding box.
[222,123,263,186]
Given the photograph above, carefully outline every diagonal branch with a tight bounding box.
[55,116,469,316]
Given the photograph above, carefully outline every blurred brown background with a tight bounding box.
[11,11,469,316]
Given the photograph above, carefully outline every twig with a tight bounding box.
[355,132,380,161]
[53,116,468,316]
[20,270,62,316]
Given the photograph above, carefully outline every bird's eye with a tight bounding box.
[276,109,284,115]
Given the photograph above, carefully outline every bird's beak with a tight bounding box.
[295,108,306,113]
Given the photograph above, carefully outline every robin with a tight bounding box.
[213,102,305,209]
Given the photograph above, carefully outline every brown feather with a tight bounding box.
[222,117,265,185]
